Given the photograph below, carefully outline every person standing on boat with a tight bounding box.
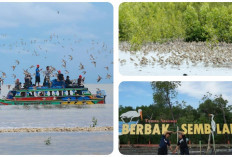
[158,131,173,155]
[44,66,52,87]
[57,70,65,88]
[24,74,32,89]
[77,75,85,88]
[35,65,42,87]
[14,79,21,90]
[173,131,189,155]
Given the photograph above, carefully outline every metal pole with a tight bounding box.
[199,140,201,155]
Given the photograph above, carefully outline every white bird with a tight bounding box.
[207,114,216,154]
[120,109,143,123]
[68,55,73,61]
[15,60,20,65]
[79,63,84,70]
[209,114,216,132]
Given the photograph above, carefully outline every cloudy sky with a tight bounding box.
[119,81,232,109]
[0,3,113,84]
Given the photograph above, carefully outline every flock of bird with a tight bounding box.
[0,12,113,85]
[119,41,232,69]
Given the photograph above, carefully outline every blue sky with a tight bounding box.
[0,3,113,84]
[119,81,232,109]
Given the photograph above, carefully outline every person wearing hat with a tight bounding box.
[35,65,42,87]
[158,131,173,155]
[173,131,189,155]
[77,75,85,88]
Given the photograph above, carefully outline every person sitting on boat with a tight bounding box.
[24,74,32,89]
[35,64,42,87]
[14,79,21,90]
[77,75,85,88]
[65,76,72,88]
[57,70,65,87]
[44,66,52,87]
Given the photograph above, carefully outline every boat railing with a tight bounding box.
[13,88,91,98]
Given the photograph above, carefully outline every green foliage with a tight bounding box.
[44,137,51,145]
[119,2,232,50]
[119,87,232,144]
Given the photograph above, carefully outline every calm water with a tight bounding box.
[0,104,113,128]
[0,132,113,155]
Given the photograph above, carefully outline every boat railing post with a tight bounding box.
[45,91,48,97]
[54,91,57,96]
[63,90,66,96]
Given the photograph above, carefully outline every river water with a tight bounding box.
[0,84,113,154]
[0,132,113,155]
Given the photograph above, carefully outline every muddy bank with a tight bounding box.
[119,41,232,76]
[0,126,113,133]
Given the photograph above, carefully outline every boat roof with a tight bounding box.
[11,87,89,92]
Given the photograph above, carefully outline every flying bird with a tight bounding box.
[68,55,73,61]
[15,60,20,65]
[97,75,102,82]
[12,74,16,79]
[91,61,96,67]
[104,66,109,71]
[11,65,16,71]
[2,72,6,78]
[106,73,111,79]
[79,63,84,70]
[29,65,34,69]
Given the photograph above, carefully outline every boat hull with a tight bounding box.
[0,99,105,105]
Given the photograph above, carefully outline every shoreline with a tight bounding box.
[0,126,113,133]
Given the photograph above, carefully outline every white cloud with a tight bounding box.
[177,82,232,104]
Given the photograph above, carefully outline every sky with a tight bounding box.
[119,81,232,109]
[0,3,113,84]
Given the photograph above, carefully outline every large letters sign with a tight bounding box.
[122,123,232,135]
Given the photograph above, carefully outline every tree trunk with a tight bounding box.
[166,91,175,126]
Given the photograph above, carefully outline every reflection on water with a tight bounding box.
[0,104,113,128]
[0,132,113,155]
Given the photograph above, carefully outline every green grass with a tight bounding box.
[119,2,232,50]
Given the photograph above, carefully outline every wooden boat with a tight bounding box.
[0,86,106,105]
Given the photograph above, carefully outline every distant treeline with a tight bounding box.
[119,2,232,50]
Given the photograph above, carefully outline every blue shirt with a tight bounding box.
[36,68,40,77]
[159,135,170,149]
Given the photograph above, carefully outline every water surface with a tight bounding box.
[0,132,113,155]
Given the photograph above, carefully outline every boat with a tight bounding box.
[0,82,106,105]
